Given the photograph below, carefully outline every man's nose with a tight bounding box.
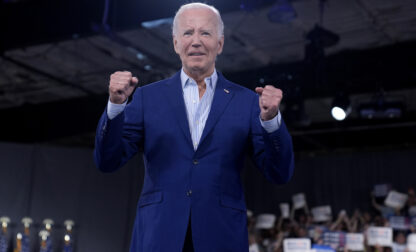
[191,35,202,47]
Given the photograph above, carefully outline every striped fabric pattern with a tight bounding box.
[180,69,218,150]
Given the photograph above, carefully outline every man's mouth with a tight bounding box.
[188,52,205,56]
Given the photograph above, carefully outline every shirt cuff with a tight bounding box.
[107,99,127,120]
[259,111,281,133]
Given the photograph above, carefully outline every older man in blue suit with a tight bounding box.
[94,2,294,252]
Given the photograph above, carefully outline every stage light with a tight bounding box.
[331,107,347,121]
[268,0,297,24]
[144,65,152,71]
[331,94,351,121]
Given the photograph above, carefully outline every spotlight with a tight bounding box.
[331,94,351,121]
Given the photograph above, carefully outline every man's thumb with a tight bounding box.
[255,87,263,95]
[132,77,139,84]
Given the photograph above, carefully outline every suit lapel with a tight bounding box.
[163,72,194,148]
[198,73,235,149]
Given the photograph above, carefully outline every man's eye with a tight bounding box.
[202,32,210,36]
[184,31,192,35]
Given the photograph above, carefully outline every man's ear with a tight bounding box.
[173,35,179,54]
[217,35,224,55]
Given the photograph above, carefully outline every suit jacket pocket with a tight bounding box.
[220,194,246,212]
[138,191,163,208]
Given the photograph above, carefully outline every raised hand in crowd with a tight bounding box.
[330,210,352,232]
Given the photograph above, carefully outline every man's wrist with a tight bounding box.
[259,111,281,133]
[107,99,127,119]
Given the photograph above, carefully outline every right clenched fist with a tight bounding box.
[109,71,139,104]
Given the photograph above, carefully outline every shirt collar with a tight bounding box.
[180,68,218,90]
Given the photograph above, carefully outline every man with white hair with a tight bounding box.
[94,2,294,251]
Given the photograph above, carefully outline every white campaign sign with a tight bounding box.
[389,216,409,230]
[255,214,276,229]
[312,206,332,222]
[385,191,408,209]
[280,203,290,218]
[409,206,416,217]
[346,233,364,251]
[374,184,390,197]
[323,232,345,249]
[407,234,416,252]
[292,193,306,209]
[284,238,311,252]
[367,227,393,247]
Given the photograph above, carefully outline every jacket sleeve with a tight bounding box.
[94,88,144,172]
[249,93,295,184]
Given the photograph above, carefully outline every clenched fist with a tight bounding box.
[109,71,139,104]
[255,85,283,121]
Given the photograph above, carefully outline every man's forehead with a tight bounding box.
[177,8,218,27]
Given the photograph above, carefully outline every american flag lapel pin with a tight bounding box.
[224,89,229,93]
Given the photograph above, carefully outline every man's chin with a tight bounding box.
[186,65,207,73]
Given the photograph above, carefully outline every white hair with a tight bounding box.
[172,2,224,38]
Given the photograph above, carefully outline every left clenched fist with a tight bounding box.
[255,85,283,121]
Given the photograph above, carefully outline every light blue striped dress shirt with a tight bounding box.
[107,69,280,150]
[180,69,217,150]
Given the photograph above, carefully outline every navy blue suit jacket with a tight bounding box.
[94,71,294,251]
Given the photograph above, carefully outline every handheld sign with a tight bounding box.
[311,244,336,252]
[284,238,311,252]
[346,233,364,251]
[374,184,391,197]
[323,232,346,250]
[292,193,306,209]
[409,206,416,217]
[367,227,392,247]
[407,234,416,252]
[389,216,409,230]
[312,206,332,222]
[384,191,408,209]
[255,214,276,229]
[392,243,406,252]
[280,203,290,218]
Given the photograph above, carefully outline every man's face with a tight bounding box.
[173,8,224,76]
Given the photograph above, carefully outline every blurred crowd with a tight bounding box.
[248,187,416,252]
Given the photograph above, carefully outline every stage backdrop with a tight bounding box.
[0,141,415,251]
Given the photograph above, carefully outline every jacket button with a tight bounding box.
[193,159,199,165]
[186,190,192,196]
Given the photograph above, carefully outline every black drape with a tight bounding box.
[1,141,415,251]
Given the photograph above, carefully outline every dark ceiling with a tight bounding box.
[1,0,245,51]
[1,0,416,153]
